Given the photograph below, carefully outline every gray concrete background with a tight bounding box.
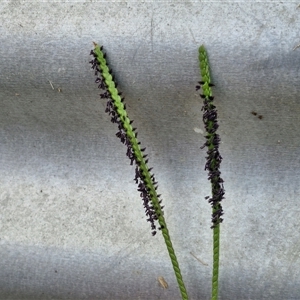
[0,1,300,299]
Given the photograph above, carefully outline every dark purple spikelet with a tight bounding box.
[90,48,161,236]
[198,87,225,229]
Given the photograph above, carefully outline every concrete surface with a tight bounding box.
[1,1,300,299]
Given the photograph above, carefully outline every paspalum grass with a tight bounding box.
[89,43,224,300]
[196,45,225,300]
[89,42,188,300]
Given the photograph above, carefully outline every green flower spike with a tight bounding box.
[197,45,225,300]
[90,43,188,300]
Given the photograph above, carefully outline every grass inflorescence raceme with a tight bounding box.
[90,43,162,236]
[196,45,224,229]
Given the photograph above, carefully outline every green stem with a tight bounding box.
[161,225,188,300]
[212,224,220,300]
[91,43,188,300]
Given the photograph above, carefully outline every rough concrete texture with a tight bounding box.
[0,1,300,299]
